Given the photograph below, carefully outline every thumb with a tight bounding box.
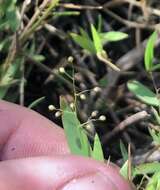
[0,155,133,190]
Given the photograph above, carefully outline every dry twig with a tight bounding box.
[102,111,150,143]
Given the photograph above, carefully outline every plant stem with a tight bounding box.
[20,0,59,43]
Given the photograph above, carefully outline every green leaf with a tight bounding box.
[0,21,8,31]
[134,162,160,176]
[148,128,160,145]
[144,31,157,72]
[60,97,91,156]
[32,54,46,62]
[80,27,90,39]
[0,58,21,99]
[0,0,17,12]
[100,31,128,43]
[53,11,80,17]
[152,107,160,125]
[92,133,104,162]
[70,33,96,54]
[97,14,102,33]
[0,38,9,52]
[120,140,128,163]
[151,64,160,72]
[28,97,45,109]
[146,172,160,190]
[91,24,103,53]
[120,160,129,179]
[6,9,20,31]
[127,80,160,107]
[0,0,19,32]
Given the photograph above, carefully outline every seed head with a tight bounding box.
[80,94,86,100]
[68,56,74,63]
[55,111,61,118]
[59,67,65,73]
[99,115,106,121]
[91,110,98,117]
[93,87,101,93]
[70,102,75,109]
[48,104,55,111]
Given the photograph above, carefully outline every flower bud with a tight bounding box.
[99,115,106,121]
[48,104,55,111]
[59,67,65,73]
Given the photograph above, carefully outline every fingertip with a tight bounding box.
[0,100,69,160]
[0,156,133,190]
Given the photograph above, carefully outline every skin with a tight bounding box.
[0,100,133,190]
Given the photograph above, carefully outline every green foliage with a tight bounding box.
[70,32,96,54]
[28,97,45,109]
[0,0,20,32]
[100,31,128,44]
[148,128,160,145]
[134,163,160,190]
[121,161,160,182]
[130,162,160,189]
[120,140,128,163]
[0,58,22,99]
[60,97,104,161]
[71,23,128,55]
[120,160,130,180]
[146,172,160,190]
[71,23,127,72]
[97,14,102,33]
[53,11,80,17]
[152,107,160,125]
[91,24,103,53]
[92,134,104,162]
[61,97,91,156]
[144,31,158,72]
[134,162,160,176]
[127,80,160,107]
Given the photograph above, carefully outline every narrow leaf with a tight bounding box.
[146,172,160,190]
[97,14,102,33]
[0,58,21,99]
[120,160,129,179]
[70,33,96,54]
[144,31,157,72]
[28,97,45,109]
[80,27,90,39]
[120,140,128,163]
[91,24,103,53]
[92,133,104,162]
[60,97,91,156]
[100,31,128,44]
[134,162,160,176]
[127,80,160,107]
[152,107,160,125]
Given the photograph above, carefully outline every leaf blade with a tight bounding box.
[127,80,160,107]
[60,97,91,156]
[91,24,103,53]
[144,31,157,72]
[92,133,104,162]
[70,32,96,54]
[100,31,128,44]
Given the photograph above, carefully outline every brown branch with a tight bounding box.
[104,8,160,30]
[59,3,103,10]
[102,111,150,144]
[103,0,160,17]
